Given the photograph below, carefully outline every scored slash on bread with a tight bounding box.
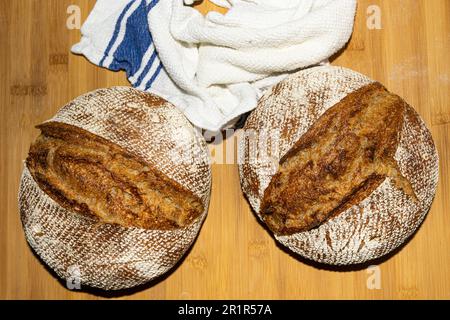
[261,83,418,235]
[27,122,204,230]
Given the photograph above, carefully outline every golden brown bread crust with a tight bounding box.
[261,83,417,235]
[26,121,204,230]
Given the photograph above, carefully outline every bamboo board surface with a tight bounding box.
[0,0,449,299]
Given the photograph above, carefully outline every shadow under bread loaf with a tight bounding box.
[27,122,204,230]
[261,83,417,235]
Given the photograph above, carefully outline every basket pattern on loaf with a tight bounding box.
[238,66,439,265]
[19,87,211,290]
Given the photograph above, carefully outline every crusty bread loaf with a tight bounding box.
[238,66,439,265]
[19,87,211,290]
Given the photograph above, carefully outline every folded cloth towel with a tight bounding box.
[72,0,357,131]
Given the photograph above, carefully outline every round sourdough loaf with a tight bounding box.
[238,66,439,265]
[19,87,211,290]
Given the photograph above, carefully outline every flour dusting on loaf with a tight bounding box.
[238,66,439,265]
[19,87,211,289]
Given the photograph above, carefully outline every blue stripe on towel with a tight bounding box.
[133,49,158,87]
[144,62,163,91]
[108,0,151,76]
[146,0,160,13]
[99,0,135,67]
[100,0,163,90]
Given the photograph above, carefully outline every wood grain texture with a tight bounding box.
[0,0,449,299]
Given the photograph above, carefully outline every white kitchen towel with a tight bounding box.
[72,0,357,131]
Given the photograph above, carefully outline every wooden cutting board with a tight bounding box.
[0,0,449,299]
